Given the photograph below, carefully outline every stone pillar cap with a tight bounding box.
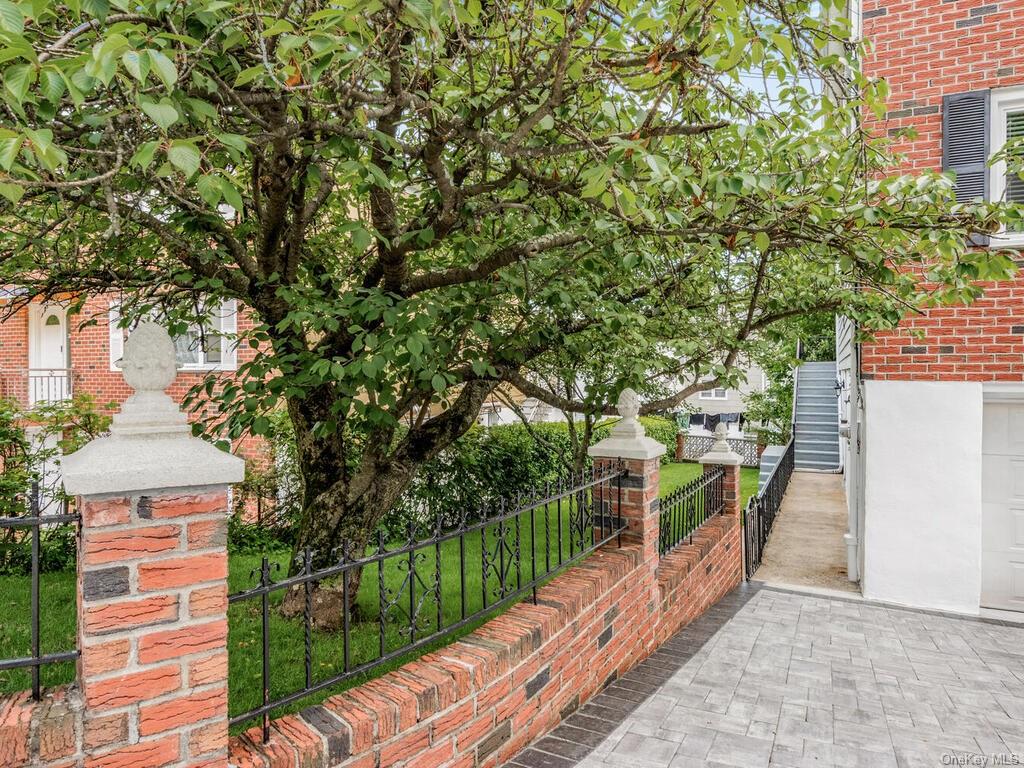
[698,423,743,467]
[62,322,245,497]
[588,388,667,461]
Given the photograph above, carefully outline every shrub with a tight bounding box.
[0,394,112,574]
[257,413,681,542]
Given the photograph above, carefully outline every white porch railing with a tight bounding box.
[28,368,73,405]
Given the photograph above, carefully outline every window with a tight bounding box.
[109,299,238,372]
[944,86,1024,247]
[991,86,1024,244]
[699,388,728,400]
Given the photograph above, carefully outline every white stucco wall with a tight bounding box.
[862,380,984,614]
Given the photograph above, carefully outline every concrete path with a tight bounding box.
[752,471,857,594]
[504,585,1024,768]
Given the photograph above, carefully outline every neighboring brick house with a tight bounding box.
[0,292,267,496]
[838,0,1024,616]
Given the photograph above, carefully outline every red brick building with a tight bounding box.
[0,292,267,487]
[839,0,1024,616]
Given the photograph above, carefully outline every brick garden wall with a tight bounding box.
[226,504,741,767]
[0,416,743,768]
[860,0,1024,382]
[0,515,740,768]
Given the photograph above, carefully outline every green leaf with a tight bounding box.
[139,98,179,130]
[0,134,22,170]
[167,140,201,177]
[130,140,159,169]
[197,173,221,207]
[431,373,446,393]
[233,66,263,87]
[216,133,248,152]
[754,231,771,252]
[581,166,612,198]
[0,182,23,202]
[38,69,65,103]
[121,50,149,82]
[4,63,34,104]
[147,49,178,90]
[262,18,293,36]
[217,176,243,212]
[0,0,24,33]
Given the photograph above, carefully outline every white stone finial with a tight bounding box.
[119,321,178,393]
[713,422,728,446]
[588,387,666,461]
[108,322,188,437]
[617,388,640,420]
[61,321,244,496]
[700,422,742,467]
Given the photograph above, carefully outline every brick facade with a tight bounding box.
[860,0,1024,381]
[0,293,268,466]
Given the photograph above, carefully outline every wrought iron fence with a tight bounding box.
[743,439,795,578]
[0,484,80,699]
[658,466,724,556]
[228,464,626,741]
[680,435,759,467]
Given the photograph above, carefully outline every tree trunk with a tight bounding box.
[280,380,498,627]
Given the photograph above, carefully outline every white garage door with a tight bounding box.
[982,402,1024,611]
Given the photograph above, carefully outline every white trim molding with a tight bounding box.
[989,84,1024,247]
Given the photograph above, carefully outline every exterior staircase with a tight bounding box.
[794,361,841,471]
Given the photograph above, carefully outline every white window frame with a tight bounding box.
[109,298,238,372]
[699,387,728,400]
[989,85,1024,247]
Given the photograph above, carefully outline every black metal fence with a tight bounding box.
[679,435,759,467]
[0,484,80,699]
[658,466,724,556]
[743,439,795,578]
[228,465,626,741]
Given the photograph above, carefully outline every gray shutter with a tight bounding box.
[942,89,989,245]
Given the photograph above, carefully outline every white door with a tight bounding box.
[981,402,1024,611]
[29,306,69,404]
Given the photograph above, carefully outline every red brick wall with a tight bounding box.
[861,0,1024,381]
[0,295,270,464]
[228,513,742,768]
[0,305,29,404]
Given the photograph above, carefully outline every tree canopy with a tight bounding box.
[0,0,1016,564]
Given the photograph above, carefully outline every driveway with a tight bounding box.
[504,585,1024,768]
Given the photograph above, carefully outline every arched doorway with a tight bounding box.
[28,305,70,404]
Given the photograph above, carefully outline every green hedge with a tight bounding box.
[238,414,680,546]
[385,416,678,535]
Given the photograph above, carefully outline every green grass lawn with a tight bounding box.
[659,461,760,508]
[0,464,758,731]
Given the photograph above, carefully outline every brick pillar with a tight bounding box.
[699,424,744,584]
[674,431,684,463]
[591,455,662,564]
[588,389,665,584]
[63,323,244,767]
[699,424,743,517]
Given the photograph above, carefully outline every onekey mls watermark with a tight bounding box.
[942,754,1024,767]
